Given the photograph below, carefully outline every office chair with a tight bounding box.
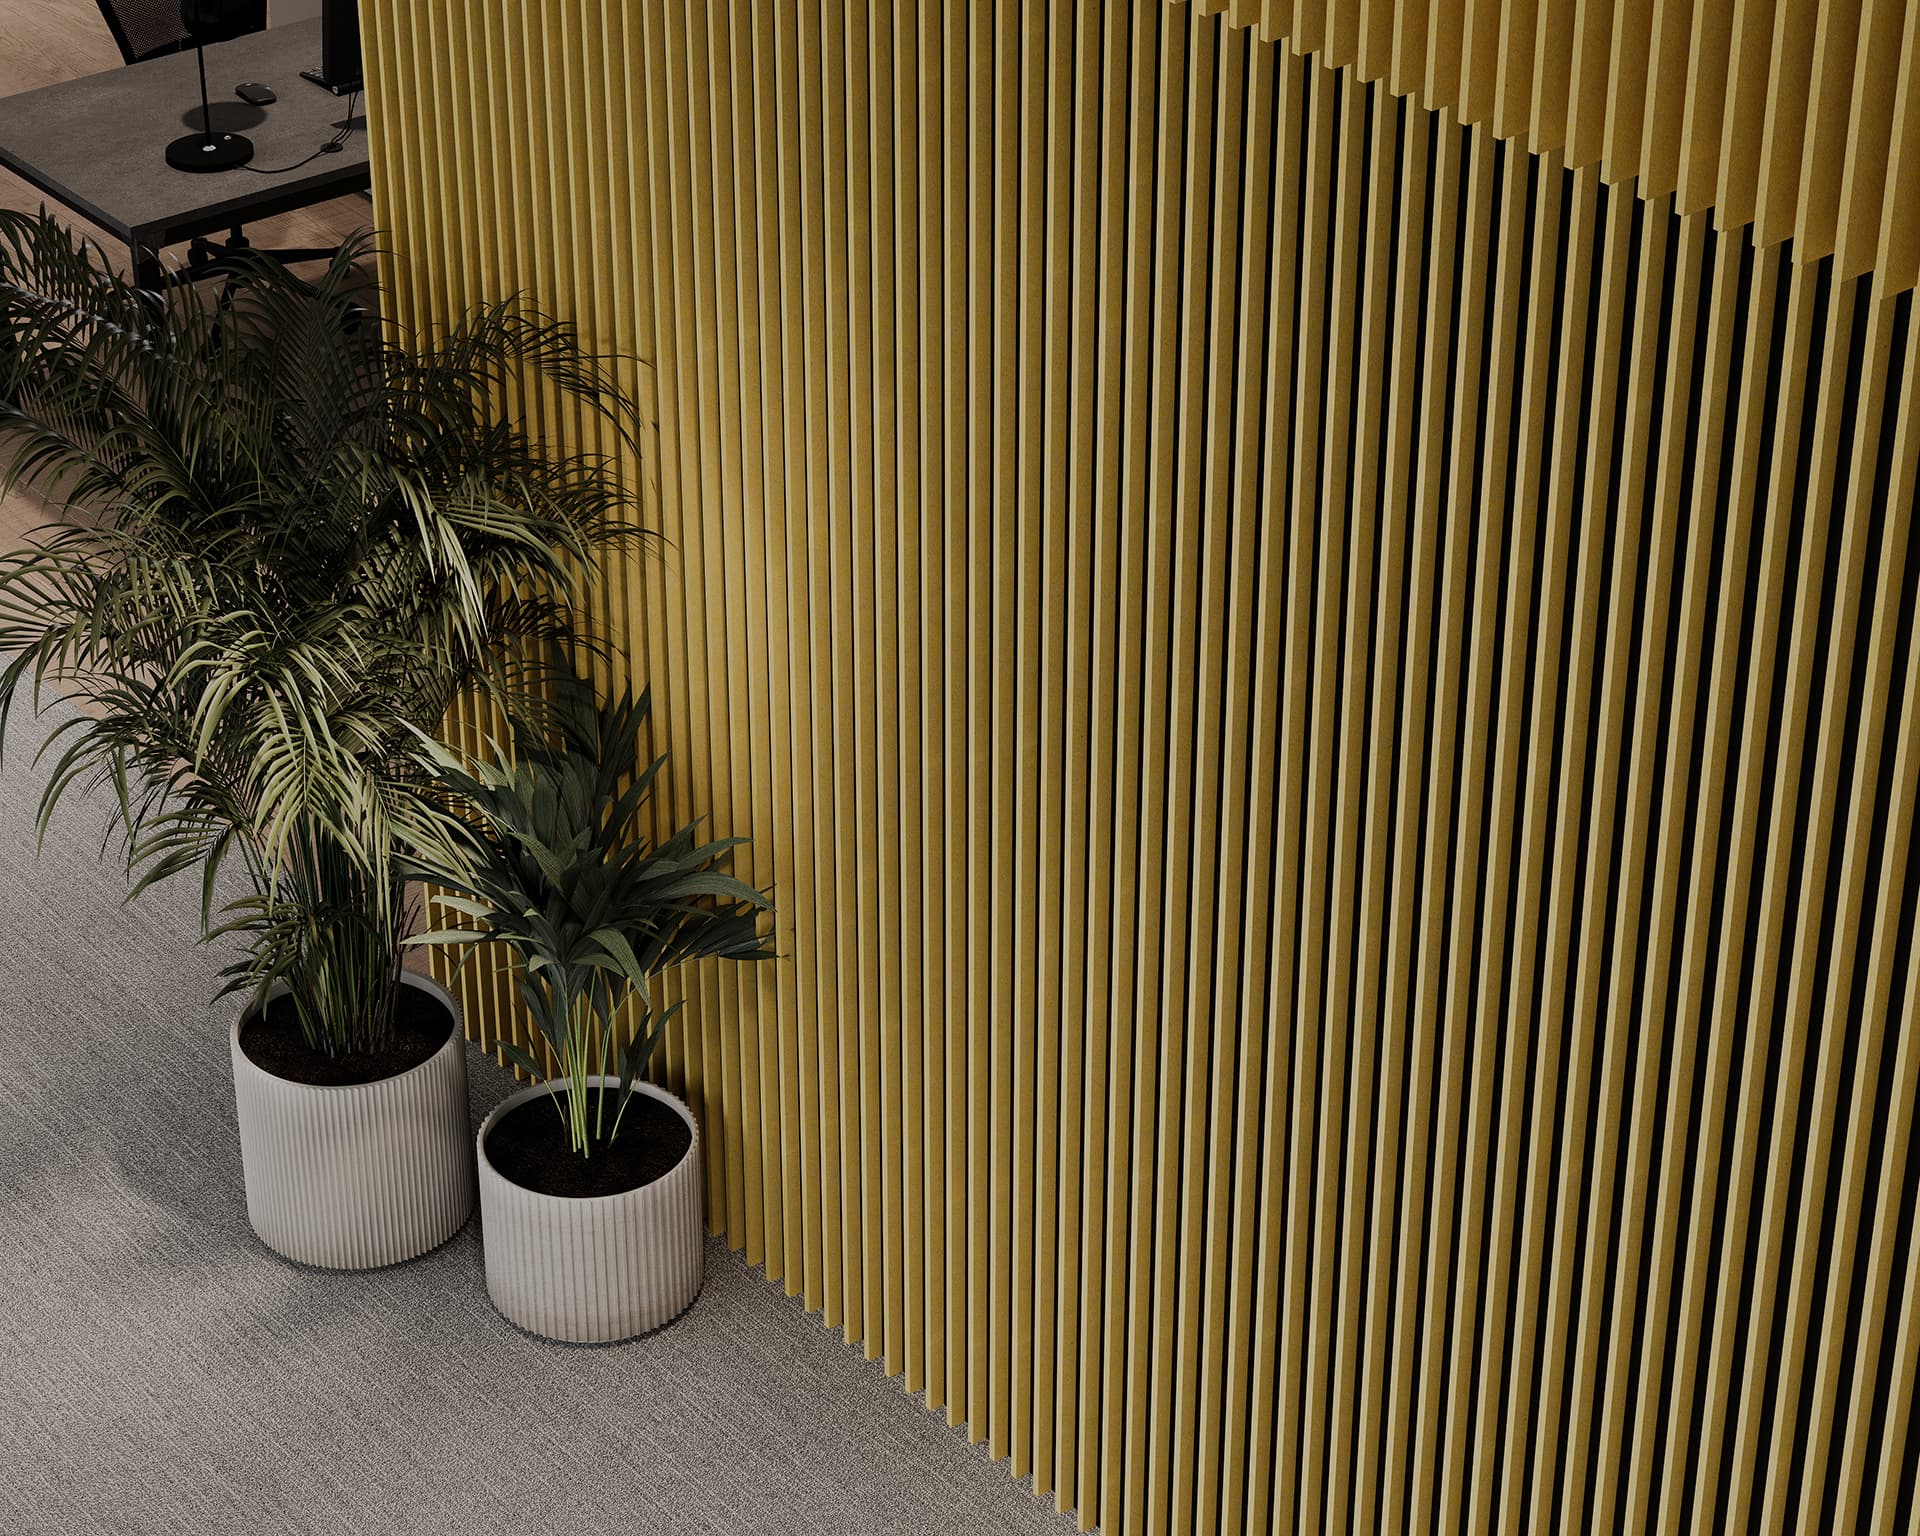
[93,0,341,286]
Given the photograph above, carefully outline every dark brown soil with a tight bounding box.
[238,985,453,1087]
[486,1089,692,1198]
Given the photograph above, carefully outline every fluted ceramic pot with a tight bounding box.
[476,1076,704,1343]
[230,973,476,1269]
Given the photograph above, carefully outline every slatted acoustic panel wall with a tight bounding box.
[360,1,1920,1531]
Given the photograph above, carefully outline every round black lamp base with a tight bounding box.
[164,131,254,172]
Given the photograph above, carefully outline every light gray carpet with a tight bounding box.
[0,697,1084,1536]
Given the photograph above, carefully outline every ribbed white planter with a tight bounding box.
[229,973,476,1269]
[476,1076,704,1343]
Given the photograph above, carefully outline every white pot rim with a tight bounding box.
[230,971,464,1094]
[477,1074,699,1205]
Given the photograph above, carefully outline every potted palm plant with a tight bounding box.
[0,211,642,1269]
[404,657,773,1341]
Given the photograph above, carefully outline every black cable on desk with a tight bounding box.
[241,89,360,175]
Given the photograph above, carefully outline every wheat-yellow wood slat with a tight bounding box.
[1324,73,1401,1536]
[906,0,944,1396]
[1555,189,1679,1532]
[1165,16,1246,1535]
[1491,0,1537,140]
[1713,0,1775,233]
[686,0,754,1254]
[768,0,832,1310]
[1634,0,1689,196]
[1462,143,1572,1536]
[1488,160,1601,1536]
[1350,94,1435,1534]
[1324,0,1358,67]
[1094,4,1163,1520]
[1378,107,1474,1536]
[1457,0,1498,122]
[739,0,809,1298]
[882,0,925,1390]
[961,0,995,1432]
[1833,0,1904,280]
[1357,0,1394,83]
[1527,0,1574,158]
[1875,9,1920,301]
[1517,183,1641,1536]
[1294,57,1368,1536]
[1223,44,1308,1536]
[1426,0,1466,118]
[1749,0,1817,250]
[712,0,779,1274]
[1191,39,1278,1536]
[1390,0,1429,100]
[982,0,1025,1451]
[1271,55,1338,1534]
[1791,0,1864,265]
[1290,0,1325,58]
[1698,274,1859,1536]
[1599,0,1652,184]
[1825,315,1920,1536]
[1613,221,1749,1536]
[1647,243,1800,1536]
[1743,285,1899,1532]
[1006,0,1050,1476]
[1141,13,1219,1530]
[1433,128,1536,1534]
[1582,210,1711,1536]
[1048,0,1102,1512]
[1681,261,1843,1520]
[1673,0,1733,217]
[847,0,905,1375]
[1407,107,1503,1536]
[938,0,970,1419]
[1073,1,1135,1516]
[1243,60,1319,1536]
[1562,0,1616,170]
[1785,299,1919,1536]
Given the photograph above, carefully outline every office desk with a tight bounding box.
[0,20,368,288]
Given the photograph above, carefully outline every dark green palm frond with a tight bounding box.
[0,210,653,1055]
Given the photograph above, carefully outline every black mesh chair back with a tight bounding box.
[94,0,265,65]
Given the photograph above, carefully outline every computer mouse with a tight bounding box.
[235,82,277,106]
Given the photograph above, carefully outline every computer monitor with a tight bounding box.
[299,0,360,95]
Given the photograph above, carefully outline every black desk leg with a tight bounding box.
[131,243,163,294]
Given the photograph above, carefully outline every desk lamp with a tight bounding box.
[164,0,257,172]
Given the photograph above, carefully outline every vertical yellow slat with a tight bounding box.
[1095,1,1163,1521]
[1324,73,1401,1536]
[1074,0,1135,1517]
[1406,106,1502,1536]
[1297,66,1366,1535]
[1492,0,1539,140]
[1599,0,1652,183]
[1491,160,1602,1536]
[1833,0,1906,279]
[1587,211,1713,1536]
[1555,187,1678,1532]
[884,0,925,1388]
[1006,0,1047,1476]
[940,0,970,1420]
[1675,0,1736,216]
[1272,53,1337,1535]
[1634,0,1691,195]
[1434,128,1538,1533]
[853,0,905,1376]
[1192,38,1279,1536]
[1224,42,1308,1536]
[1562,0,1616,169]
[1048,0,1100,1513]
[1792,0,1866,264]
[1864,951,1920,1536]
[1748,0,1817,249]
[1527,0,1575,156]
[961,0,994,1435]
[1350,93,1435,1536]
[1874,6,1920,299]
[1714,0,1777,232]
[1164,15,1245,1535]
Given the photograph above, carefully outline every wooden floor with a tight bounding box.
[0,0,369,550]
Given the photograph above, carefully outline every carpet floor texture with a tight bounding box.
[0,697,1085,1536]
